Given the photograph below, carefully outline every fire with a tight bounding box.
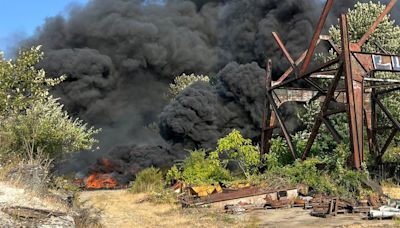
[85,173,118,189]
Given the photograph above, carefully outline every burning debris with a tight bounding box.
[74,145,184,190]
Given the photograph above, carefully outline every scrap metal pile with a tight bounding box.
[176,183,400,219]
[260,0,400,170]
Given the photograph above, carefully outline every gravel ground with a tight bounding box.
[0,182,75,227]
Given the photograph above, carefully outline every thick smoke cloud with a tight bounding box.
[23,0,388,171]
[160,62,265,149]
[29,0,221,152]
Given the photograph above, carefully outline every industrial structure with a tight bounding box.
[261,0,400,170]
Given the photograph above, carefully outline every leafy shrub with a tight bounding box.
[167,149,231,185]
[1,97,99,159]
[130,167,164,193]
[267,143,371,199]
[210,129,261,179]
[282,158,337,195]
[382,147,400,163]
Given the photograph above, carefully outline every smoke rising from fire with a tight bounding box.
[22,0,381,171]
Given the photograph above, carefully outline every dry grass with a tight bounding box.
[382,181,400,199]
[78,189,253,228]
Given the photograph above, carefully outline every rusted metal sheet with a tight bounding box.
[183,187,298,209]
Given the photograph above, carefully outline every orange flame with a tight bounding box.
[86,173,118,189]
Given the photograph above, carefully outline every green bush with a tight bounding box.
[265,143,370,199]
[1,97,99,159]
[131,167,164,193]
[210,129,261,179]
[167,149,231,185]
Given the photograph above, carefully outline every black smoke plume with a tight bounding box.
[22,0,376,174]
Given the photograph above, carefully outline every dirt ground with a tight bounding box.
[79,189,399,228]
[246,208,397,228]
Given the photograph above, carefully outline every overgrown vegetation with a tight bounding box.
[210,130,261,179]
[0,47,98,164]
[166,149,231,185]
[164,129,371,199]
[327,2,400,163]
[131,167,164,193]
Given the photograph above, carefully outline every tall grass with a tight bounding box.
[130,167,163,193]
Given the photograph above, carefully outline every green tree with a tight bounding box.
[0,46,65,115]
[329,2,400,54]
[166,73,210,100]
[0,46,99,160]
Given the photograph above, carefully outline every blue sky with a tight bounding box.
[0,0,89,58]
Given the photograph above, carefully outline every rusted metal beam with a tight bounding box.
[278,50,308,83]
[261,59,273,155]
[376,86,400,96]
[271,57,340,90]
[377,128,398,164]
[272,32,298,70]
[278,39,323,83]
[302,64,343,160]
[304,78,326,94]
[341,14,364,170]
[366,89,379,159]
[271,32,327,94]
[357,0,398,48]
[322,117,343,143]
[266,91,297,160]
[375,98,400,131]
[323,105,348,117]
[300,0,334,75]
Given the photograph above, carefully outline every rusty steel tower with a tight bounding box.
[261,0,400,169]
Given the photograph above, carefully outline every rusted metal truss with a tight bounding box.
[261,0,400,170]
